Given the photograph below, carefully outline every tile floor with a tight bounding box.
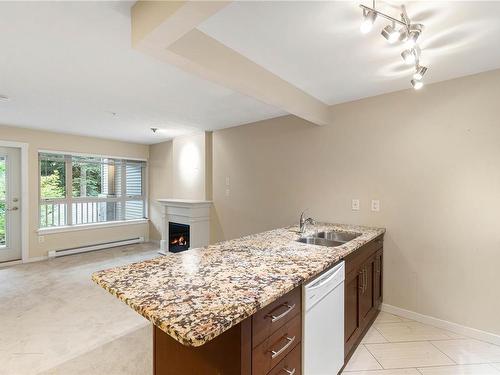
[2,244,500,374]
[0,243,159,375]
[343,311,500,375]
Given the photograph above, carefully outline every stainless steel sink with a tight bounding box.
[297,230,361,247]
[297,236,345,247]
[316,231,361,243]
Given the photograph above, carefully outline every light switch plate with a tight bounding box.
[352,199,360,211]
[225,188,230,197]
[371,200,380,212]
[225,176,230,186]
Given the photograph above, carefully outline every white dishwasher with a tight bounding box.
[303,261,345,375]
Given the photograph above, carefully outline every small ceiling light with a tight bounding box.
[401,48,418,65]
[360,9,377,34]
[405,24,423,48]
[411,79,424,90]
[381,23,401,44]
[151,127,159,133]
[0,95,10,102]
[413,65,428,80]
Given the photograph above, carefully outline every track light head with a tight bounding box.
[411,79,424,90]
[413,66,428,80]
[401,48,419,65]
[360,9,377,34]
[381,24,400,44]
[405,24,423,48]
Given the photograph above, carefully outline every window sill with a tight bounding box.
[37,219,149,235]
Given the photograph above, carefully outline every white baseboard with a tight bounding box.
[382,303,500,346]
[24,256,49,263]
[0,259,23,268]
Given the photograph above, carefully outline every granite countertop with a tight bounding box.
[92,223,385,347]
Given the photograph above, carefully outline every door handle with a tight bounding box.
[7,206,19,211]
[266,303,296,323]
[270,336,296,359]
[363,267,367,294]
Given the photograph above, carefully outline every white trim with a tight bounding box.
[381,303,500,346]
[38,149,147,162]
[37,218,149,235]
[0,140,29,263]
[23,255,49,263]
[0,259,22,268]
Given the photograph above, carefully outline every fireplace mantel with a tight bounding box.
[157,199,212,254]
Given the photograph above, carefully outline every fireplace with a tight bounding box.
[169,222,190,253]
[158,199,211,255]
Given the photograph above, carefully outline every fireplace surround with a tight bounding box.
[158,199,211,254]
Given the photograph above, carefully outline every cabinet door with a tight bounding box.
[359,258,374,322]
[344,270,362,356]
[374,251,383,309]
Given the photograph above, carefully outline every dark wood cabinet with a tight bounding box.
[374,249,383,309]
[343,235,384,361]
[153,236,384,375]
[154,287,301,375]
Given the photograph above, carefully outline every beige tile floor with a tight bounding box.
[2,244,500,375]
[0,243,159,375]
[343,311,500,375]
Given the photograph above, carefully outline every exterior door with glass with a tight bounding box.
[0,146,21,263]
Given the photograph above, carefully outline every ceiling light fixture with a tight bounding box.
[359,1,429,90]
[411,79,424,90]
[413,65,428,80]
[0,95,10,102]
[360,8,377,34]
[401,48,419,65]
[381,22,400,44]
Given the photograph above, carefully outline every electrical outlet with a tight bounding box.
[351,199,360,211]
[38,235,45,244]
[371,200,380,212]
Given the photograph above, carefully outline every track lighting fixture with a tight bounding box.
[359,1,429,90]
[401,48,418,65]
[381,23,400,44]
[360,9,377,34]
[411,79,423,90]
[413,65,428,80]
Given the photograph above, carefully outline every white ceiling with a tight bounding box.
[199,1,500,105]
[0,1,285,144]
[2,2,500,144]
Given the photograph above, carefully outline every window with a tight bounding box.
[39,152,146,228]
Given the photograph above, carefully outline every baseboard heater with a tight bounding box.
[48,237,144,258]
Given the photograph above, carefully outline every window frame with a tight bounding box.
[38,150,148,229]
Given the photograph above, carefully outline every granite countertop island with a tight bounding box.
[92,223,385,348]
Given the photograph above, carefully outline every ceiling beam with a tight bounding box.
[132,1,330,126]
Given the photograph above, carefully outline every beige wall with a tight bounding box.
[148,140,173,241]
[148,131,212,241]
[0,125,149,259]
[212,69,500,336]
[172,131,211,200]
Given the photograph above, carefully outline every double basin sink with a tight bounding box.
[298,230,361,247]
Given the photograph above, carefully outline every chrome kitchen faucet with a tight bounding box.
[299,210,315,234]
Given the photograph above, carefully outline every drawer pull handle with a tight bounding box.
[266,303,296,323]
[270,336,296,359]
[282,367,296,375]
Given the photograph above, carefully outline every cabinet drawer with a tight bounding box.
[253,287,301,348]
[267,343,301,375]
[252,314,302,375]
